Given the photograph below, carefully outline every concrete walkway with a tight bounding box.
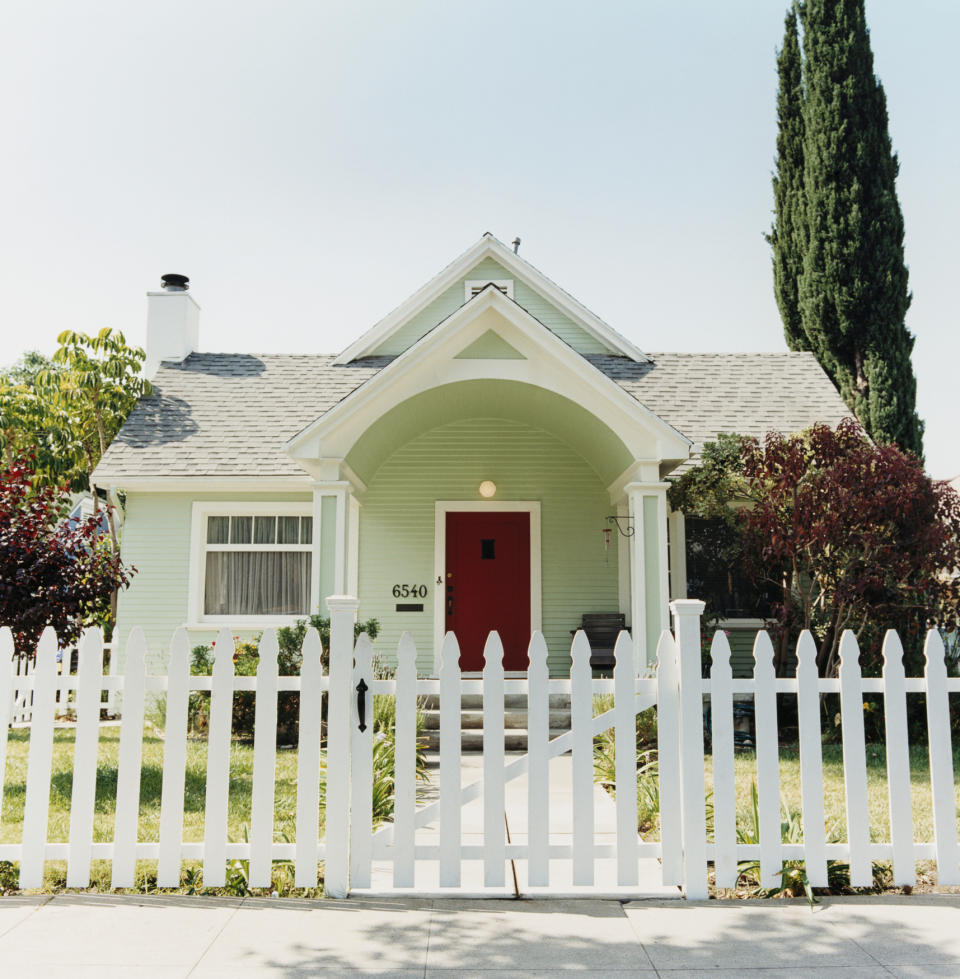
[1,892,959,976]
[362,752,676,898]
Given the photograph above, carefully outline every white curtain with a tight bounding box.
[204,551,310,615]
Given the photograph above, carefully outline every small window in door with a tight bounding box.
[481,539,496,560]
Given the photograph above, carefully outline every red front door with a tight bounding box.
[445,511,531,671]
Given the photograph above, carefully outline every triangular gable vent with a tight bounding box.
[465,279,514,301]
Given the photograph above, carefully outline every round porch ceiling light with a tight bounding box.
[478,480,497,498]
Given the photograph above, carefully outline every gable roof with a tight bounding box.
[333,233,649,365]
[287,283,689,468]
[93,350,851,484]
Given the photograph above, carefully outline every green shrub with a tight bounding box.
[189,615,380,744]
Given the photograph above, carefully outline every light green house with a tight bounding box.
[94,235,850,677]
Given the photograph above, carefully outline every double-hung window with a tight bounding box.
[190,503,313,623]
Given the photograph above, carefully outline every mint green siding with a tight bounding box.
[356,417,620,676]
[114,491,311,674]
[368,258,615,357]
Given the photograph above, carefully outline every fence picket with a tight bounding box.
[753,630,781,891]
[20,628,58,888]
[57,645,70,711]
[249,629,279,887]
[438,632,461,887]
[881,630,915,886]
[393,632,418,887]
[111,628,148,888]
[202,627,236,888]
[295,628,324,888]
[158,628,191,887]
[66,629,104,888]
[527,631,550,887]
[673,600,708,900]
[839,630,872,886]
[0,629,15,827]
[709,630,737,889]
[483,631,506,887]
[324,597,358,898]
[12,654,32,725]
[613,630,638,886]
[795,631,827,887]
[656,629,682,886]
[571,629,594,886]
[349,632,374,889]
[924,629,959,885]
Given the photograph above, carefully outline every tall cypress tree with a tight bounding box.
[769,0,924,457]
[769,6,805,351]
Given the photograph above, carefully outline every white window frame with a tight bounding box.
[187,501,314,628]
[464,279,514,302]
[432,500,541,676]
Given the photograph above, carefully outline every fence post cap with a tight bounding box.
[669,599,705,616]
[325,595,359,613]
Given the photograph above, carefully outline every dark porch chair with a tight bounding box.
[572,612,626,673]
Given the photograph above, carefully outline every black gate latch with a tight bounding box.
[356,678,368,732]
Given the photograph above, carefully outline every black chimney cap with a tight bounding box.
[161,273,190,291]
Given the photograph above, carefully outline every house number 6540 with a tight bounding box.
[392,584,428,599]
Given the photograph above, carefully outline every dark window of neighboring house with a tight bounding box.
[685,516,774,619]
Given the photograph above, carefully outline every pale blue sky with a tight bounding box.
[0,1,956,476]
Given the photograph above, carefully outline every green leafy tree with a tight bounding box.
[0,353,62,472]
[0,330,152,625]
[768,5,805,351]
[36,329,152,493]
[769,0,923,457]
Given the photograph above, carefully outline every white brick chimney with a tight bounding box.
[145,273,200,377]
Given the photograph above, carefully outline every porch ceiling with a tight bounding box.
[346,379,636,487]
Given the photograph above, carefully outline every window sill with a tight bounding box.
[185,616,309,631]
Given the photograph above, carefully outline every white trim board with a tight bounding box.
[432,501,542,676]
[95,476,312,494]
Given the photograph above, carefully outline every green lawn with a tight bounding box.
[0,727,318,893]
[703,744,960,844]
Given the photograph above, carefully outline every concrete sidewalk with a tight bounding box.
[2,893,959,976]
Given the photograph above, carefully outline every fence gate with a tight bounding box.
[331,599,708,898]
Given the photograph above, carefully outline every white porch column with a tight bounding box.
[668,508,687,600]
[310,480,359,617]
[626,481,671,674]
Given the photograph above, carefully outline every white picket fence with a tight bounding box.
[699,624,960,895]
[1,598,959,899]
[0,624,331,892]
[11,642,116,724]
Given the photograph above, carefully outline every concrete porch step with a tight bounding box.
[419,693,572,710]
[421,709,572,731]
[422,728,573,752]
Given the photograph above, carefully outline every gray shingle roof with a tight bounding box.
[586,351,852,474]
[94,350,851,481]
